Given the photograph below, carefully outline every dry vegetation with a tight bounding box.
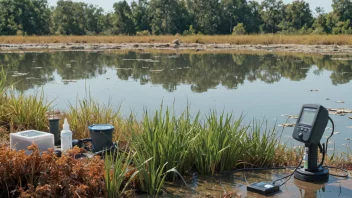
[0,145,106,197]
[1,35,352,45]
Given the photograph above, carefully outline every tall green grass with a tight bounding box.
[104,146,139,197]
[192,112,247,175]
[0,68,7,128]
[5,91,52,131]
[131,108,199,195]
[0,68,51,132]
[67,97,121,139]
[129,109,286,194]
[241,121,280,168]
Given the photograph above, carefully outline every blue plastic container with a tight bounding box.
[88,124,114,152]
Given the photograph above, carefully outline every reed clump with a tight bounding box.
[67,98,121,140]
[192,112,246,175]
[130,108,199,195]
[0,69,51,132]
[104,145,138,198]
[0,35,352,45]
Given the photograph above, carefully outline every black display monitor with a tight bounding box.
[292,104,329,144]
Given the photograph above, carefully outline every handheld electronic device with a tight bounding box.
[248,104,334,196]
[292,104,329,144]
[293,104,330,182]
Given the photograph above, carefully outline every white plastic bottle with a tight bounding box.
[61,118,72,152]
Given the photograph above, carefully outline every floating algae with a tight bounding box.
[115,68,133,70]
[328,108,352,115]
[12,72,29,77]
[150,69,163,72]
[278,123,296,127]
[281,114,299,119]
[335,100,345,103]
[123,59,160,63]
[62,80,77,83]
[331,57,352,61]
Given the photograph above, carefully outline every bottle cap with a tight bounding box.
[63,118,70,130]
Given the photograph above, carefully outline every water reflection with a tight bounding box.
[1,51,352,92]
[1,51,352,151]
[163,169,352,197]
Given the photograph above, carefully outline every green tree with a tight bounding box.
[149,0,189,35]
[112,0,136,35]
[221,0,249,34]
[246,1,262,33]
[312,7,328,34]
[332,0,352,22]
[0,0,50,35]
[232,23,246,34]
[186,0,222,35]
[85,5,106,35]
[131,0,151,32]
[260,0,285,33]
[284,0,313,31]
[52,0,86,35]
[52,0,106,35]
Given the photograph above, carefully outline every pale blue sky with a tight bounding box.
[48,0,333,13]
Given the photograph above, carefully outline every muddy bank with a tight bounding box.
[1,43,352,55]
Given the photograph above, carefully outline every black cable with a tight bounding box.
[324,166,349,178]
[228,117,348,188]
[323,117,349,178]
[222,166,297,176]
[326,117,335,153]
[272,157,304,187]
[318,143,325,168]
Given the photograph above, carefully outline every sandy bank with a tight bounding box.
[1,43,352,55]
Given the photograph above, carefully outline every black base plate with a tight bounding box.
[294,167,329,183]
[247,182,280,195]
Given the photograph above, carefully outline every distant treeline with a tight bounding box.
[0,0,351,36]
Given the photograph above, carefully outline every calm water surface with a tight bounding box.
[163,169,352,197]
[1,51,352,151]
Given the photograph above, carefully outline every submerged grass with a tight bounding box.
[1,35,352,45]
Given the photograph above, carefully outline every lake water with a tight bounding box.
[164,169,352,197]
[1,51,352,152]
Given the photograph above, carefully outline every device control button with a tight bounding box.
[304,128,308,132]
[298,133,303,138]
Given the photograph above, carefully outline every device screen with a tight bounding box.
[299,108,317,125]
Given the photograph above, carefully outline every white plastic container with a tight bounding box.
[61,118,72,152]
[10,130,54,154]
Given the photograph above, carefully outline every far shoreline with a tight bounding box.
[0,35,352,55]
[1,42,352,55]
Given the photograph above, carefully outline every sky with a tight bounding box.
[48,0,333,13]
